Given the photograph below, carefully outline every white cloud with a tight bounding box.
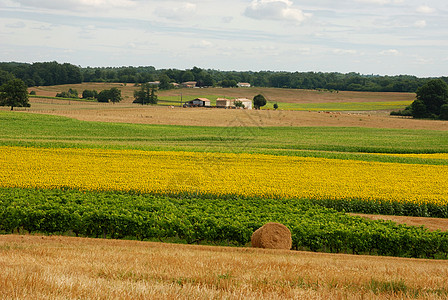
[333,49,357,55]
[414,20,427,28]
[222,16,233,24]
[379,49,400,55]
[1,0,447,77]
[11,0,136,10]
[412,56,434,65]
[77,0,135,7]
[354,0,403,4]
[155,3,197,20]
[244,0,311,23]
[191,40,213,49]
[6,21,26,28]
[416,5,435,14]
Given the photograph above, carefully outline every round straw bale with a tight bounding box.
[251,222,292,250]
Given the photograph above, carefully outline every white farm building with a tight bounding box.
[216,98,252,109]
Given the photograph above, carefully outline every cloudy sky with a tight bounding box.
[0,0,447,77]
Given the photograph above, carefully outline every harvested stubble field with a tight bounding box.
[1,235,448,300]
[15,98,448,131]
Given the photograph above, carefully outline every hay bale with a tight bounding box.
[251,222,292,250]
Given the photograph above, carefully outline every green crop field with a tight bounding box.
[1,111,448,165]
[2,187,447,259]
[29,83,416,111]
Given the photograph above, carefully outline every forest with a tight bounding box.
[1,61,447,93]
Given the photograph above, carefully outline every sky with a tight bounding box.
[0,0,447,77]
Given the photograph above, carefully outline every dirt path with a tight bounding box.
[351,214,448,232]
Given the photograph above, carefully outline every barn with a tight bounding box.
[183,98,211,107]
[216,98,233,108]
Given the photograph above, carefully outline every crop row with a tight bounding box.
[1,188,447,259]
[1,146,448,211]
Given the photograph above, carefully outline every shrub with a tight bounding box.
[56,88,78,99]
[234,100,245,108]
[82,89,98,99]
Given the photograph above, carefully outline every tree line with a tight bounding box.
[0,61,82,87]
[391,79,448,120]
[56,87,123,104]
[1,61,448,93]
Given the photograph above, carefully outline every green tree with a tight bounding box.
[158,74,173,90]
[0,70,15,86]
[253,94,267,109]
[56,88,78,99]
[96,88,122,103]
[234,100,245,108]
[198,72,214,87]
[109,87,122,104]
[273,103,279,110]
[0,78,30,110]
[440,104,448,120]
[82,89,98,99]
[413,79,448,118]
[97,89,110,102]
[181,71,195,82]
[221,79,237,88]
[410,99,427,118]
[133,83,158,105]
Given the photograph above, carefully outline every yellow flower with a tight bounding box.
[1,146,447,206]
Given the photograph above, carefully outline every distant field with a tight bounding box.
[156,95,412,111]
[28,83,415,111]
[156,86,415,104]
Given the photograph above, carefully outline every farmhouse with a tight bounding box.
[181,81,197,88]
[216,97,252,109]
[237,82,251,88]
[184,98,211,107]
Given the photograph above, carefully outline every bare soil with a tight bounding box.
[351,214,448,232]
